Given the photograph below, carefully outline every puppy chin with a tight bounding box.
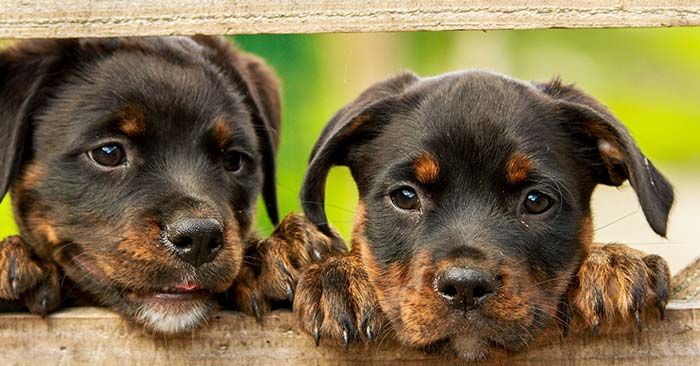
[129,296,217,334]
[450,334,489,362]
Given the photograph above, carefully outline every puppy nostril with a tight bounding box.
[443,284,458,298]
[173,236,194,249]
[207,236,222,253]
[472,285,488,300]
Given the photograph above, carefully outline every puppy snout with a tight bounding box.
[435,267,496,311]
[165,218,223,267]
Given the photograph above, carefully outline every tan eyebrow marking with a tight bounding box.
[506,152,534,184]
[118,106,146,137]
[414,152,440,184]
[212,116,232,150]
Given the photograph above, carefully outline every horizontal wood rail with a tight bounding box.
[0,300,697,366]
[0,1,699,39]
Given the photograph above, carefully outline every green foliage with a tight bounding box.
[1,29,698,241]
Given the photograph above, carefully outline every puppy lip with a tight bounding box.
[127,284,211,302]
[151,290,209,301]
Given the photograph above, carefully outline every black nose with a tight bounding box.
[435,267,496,311]
[165,218,224,267]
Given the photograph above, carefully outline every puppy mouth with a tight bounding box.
[125,283,211,303]
[69,251,216,304]
[60,244,221,334]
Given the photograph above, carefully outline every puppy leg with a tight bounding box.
[230,213,343,319]
[569,243,671,335]
[0,235,61,316]
[294,250,387,350]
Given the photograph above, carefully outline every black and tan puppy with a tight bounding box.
[0,36,333,334]
[294,71,673,361]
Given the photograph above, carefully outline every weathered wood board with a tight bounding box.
[0,300,698,366]
[0,1,699,39]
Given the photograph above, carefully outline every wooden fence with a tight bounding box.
[0,1,698,364]
[0,1,699,39]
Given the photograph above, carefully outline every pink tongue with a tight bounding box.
[175,282,198,291]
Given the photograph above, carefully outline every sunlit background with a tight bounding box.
[1,28,698,273]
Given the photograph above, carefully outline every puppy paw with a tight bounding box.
[231,213,344,319]
[0,235,61,316]
[569,243,671,335]
[294,252,387,350]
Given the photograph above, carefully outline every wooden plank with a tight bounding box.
[0,300,698,366]
[674,256,700,300]
[0,1,699,39]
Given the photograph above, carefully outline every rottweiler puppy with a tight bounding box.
[0,36,334,334]
[294,70,673,361]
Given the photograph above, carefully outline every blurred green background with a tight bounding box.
[1,28,699,242]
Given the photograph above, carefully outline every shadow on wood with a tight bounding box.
[0,299,698,366]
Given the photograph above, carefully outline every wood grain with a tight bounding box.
[0,1,699,39]
[674,256,700,301]
[0,300,698,366]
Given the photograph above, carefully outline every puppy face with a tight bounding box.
[0,37,280,334]
[302,71,673,360]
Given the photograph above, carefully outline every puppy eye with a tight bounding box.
[223,151,244,172]
[523,191,553,214]
[390,187,420,210]
[89,144,125,167]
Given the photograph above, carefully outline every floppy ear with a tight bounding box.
[537,79,674,237]
[301,72,420,237]
[192,36,282,225]
[0,40,65,200]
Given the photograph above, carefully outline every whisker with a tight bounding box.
[595,210,639,232]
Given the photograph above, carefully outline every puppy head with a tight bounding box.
[0,36,280,334]
[302,71,673,360]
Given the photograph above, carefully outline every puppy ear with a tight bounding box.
[301,72,420,237]
[193,36,282,225]
[537,79,674,237]
[0,40,65,199]
[231,52,282,226]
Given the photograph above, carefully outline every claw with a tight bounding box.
[560,302,571,338]
[40,297,48,318]
[634,309,643,333]
[12,280,20,300]
[313,326,321,347]
[593,319,600,337]
[9,256,20,299]
[593,289,603,336]
[658,301,666,321]
[285,282,294,303]
[342,329,350,351]
[365,325,373,342]
[251,297,261,321]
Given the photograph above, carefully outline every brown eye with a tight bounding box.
[223,151,244,172]
[523,191,553,214]
[390,187,420,210]
[89,144,125,167]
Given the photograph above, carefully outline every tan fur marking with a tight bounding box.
[506,153,533,184]
[20,163,43,190]
[413,153,440,184]
[351,200,368,243]
[28,214,60,246]
[118,106,146,136]
[346,114,370,136]
[213,116,232,150]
